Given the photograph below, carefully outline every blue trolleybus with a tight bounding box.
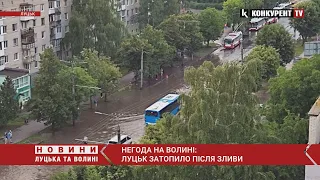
[144,94,180,125]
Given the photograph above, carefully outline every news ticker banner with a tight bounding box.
[0,11,41,16]
[240,9,304,18]
[0,144,319,165]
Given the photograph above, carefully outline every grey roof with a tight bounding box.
[0,68,29,79]
[308,97,320,116]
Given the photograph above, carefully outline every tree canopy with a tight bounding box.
[138,0,180,28]
[117,25,175,79]
[158,13,203,53]
[266,55,320,122]
[0,76,19,126]
[246,45,280,80]
[27,48,120,130]
[80,49,122,101]
[63,0,126,58]
[52,57,308,179]
[198,8,225,46]
[256,24,294,65]
[290,0,320,42]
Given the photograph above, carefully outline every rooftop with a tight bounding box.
[0,67,29,79]
[308,97,320,116]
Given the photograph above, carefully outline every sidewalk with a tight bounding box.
[0,121,46,144]
[0,72,135,144]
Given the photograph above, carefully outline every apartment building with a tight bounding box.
[116,0,140,34]
[0,0,71,73]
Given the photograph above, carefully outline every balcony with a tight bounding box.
[55,7,61,14]
[22,43,35,50]
[20,3,35,21]
[22,55,34,64]
[21,28,35,45]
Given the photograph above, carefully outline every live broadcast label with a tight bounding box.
[0,144,319,165]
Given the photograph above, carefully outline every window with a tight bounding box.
[135,8,138,13]
[65,25,69,32]
[13,38,18,46]
[49,1,54,8]
[135,0,137,3]
[2,26,6,33]
[34,47,37,53]
[57,26,61,33]
[42,45,46,51]
[24,63,30,70]
[32,5,35,11]
[131,0,133,4]
[41,31,45,38]
[56,1,60,7]
[0,56,8,65]
[64,13,68,20]
[12,24,17,31]
[127,10,129,16]
[127,21,129,25]
[40,4,44,11]
[145,111,158,117]
[41,18,45,25]
[131,9,134,15]
[159,100,179,117]
[14,53,18,60]
[49,15,54,22]
[3,41,7,49]
[64,0,67,6]
[21,22,27,29]
[33,19,36,26]
[35,60,38,68]
[126,0,129,5]
[0,42,2,50]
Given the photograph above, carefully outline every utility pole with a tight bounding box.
[71,61,76,126]
[140,48,144,90]
[240,39,244,63]
[117,124,121,144]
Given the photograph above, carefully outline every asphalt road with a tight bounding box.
[0,17,300,180]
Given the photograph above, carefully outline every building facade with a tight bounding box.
[0,0,71,73]
[305,98,320,180]
[116,0,140,34]
[0,66,31,105]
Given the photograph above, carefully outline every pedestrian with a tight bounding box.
[8,130,12,143]
[4,131,7,144]
[93,99,98,108]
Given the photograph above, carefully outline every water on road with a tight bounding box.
[0,17,298,180]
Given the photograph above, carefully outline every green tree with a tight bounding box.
[256,24,294,65]
[62,0,126,58]
[198,8,225,46]
[138,0,180,28]
[57,64,98,121]
[0,76,19,126]
[27,49,73,131]
[118,25,175,79]
[138,61,275,180]
[80,49,122,102]
[246,45,280,80]
[223,0,244,26]
[267,55,320,121]
[290,1,320,42]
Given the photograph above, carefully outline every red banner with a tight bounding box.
[0,11,41,16]
[0,144,319,165]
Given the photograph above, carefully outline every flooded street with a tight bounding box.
[0,17,298,180]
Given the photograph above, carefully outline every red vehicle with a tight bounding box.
[249,18,266,31]
[223,31,242,49]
